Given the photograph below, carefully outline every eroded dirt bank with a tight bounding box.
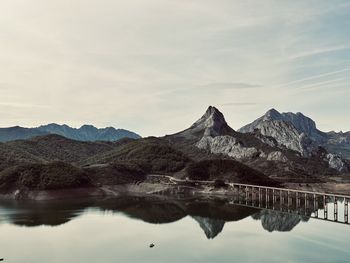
[1,174,350,201]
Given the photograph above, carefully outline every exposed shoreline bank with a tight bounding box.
[1,174,350,201]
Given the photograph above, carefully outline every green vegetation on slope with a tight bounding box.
[85,162,147,186]
[0,142,44,171]
[0,162,91,190]
[0,135,280,191]
[186,159,280,186]
[6,134,116,164]
[84,138,191,174]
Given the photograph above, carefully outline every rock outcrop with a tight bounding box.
[239,109,326,143]
[196,135,259,160]
[326,153,348,173]
[182,107,274,161]
[239,108,350,171]
[177,106,233,139]
[171,106,346,176]
[239,109,322,157]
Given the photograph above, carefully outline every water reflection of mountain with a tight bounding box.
[0,196,313,238]
[252,210,309,232]
[0,200,90,227]
[192,217,225,239]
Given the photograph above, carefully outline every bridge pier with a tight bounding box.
[280,190,283,211]
[258,187,262,208]
[296,192,299,207]
[334,196,338,222]
[324,195,328,219]
[313,194,318,218]
[345,198,348,223]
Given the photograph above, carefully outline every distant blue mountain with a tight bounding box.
[0,123,141,142]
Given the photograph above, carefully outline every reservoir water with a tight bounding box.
[0,194,349,263]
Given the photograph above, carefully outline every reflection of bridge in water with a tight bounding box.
[150,175,350,225]
[229,183,349,225]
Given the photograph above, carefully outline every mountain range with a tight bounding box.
[166,106,349,175]
[0,124,141,142]
[0,106,349,197]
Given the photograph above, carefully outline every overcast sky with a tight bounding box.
[1,0,349,136]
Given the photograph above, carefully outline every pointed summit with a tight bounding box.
[197,106,227,127]
[264,108,281,119]
[202,106,224,119]
[173,106,233,138]
[189,106,232,137]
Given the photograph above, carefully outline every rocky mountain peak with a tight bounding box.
[264,108,281,120]
[190,106,231,136]
[238,109,326,157]
[80,124,98,131]
[239,109,326,140]
[203,105,223,118]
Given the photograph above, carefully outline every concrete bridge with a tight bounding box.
[147,175,350,224]
[229,183,349,225]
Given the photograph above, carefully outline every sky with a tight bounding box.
[0,0,349,136]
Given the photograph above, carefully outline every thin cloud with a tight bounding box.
[0,102,49,108]
[295,76,350,91]
[288,45,350,60]
[152,82,262,97]
[220,102,257,106]
[199,82,262,90]
[274,68,350,88]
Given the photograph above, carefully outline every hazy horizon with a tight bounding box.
[1,0,350,136]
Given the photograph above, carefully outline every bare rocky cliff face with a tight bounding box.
[177,106,286,162]
[239,109,322,157]
[177,106,233,138]
[239,109,326,142]
[196,135,260,160]
[238,109,349,172]
[169,106,349,176]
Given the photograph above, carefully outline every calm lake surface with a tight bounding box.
[0,195,349,263]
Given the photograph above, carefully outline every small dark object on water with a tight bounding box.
[0,258,3,261]
[149,243,155,248]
